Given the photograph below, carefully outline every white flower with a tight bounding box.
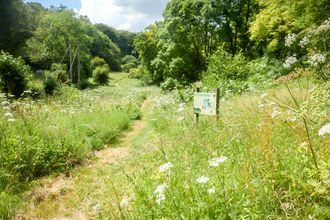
[285,33,296,47]
[207,187,216,194]
[93,203,101,211]
[159,162,173,172]
[23,90,32,93]
[155,183,168,194]
[156,193,165,204]
[8,118,16,122]
[209,156,228,167]
[308,53,326,66]
[4,112,13,117]
[178,117,185,121]
[260,93,267,99]
[318,123,330,136]
[196,176,209,183]
[298,36,310,48]
[177,107,185,112]
[283,55,297,68]
[120,199,129,207]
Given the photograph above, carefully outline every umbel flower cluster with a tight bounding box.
[285,33,296,47]
[308,53,326,66]
[283,55,297,68]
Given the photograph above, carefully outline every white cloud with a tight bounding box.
[78,0,169,32]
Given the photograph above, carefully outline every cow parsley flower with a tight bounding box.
[155,183,168,204]
[209,156,228,167]
[196,176,209,183]
[285,33,296,47]
[298,36,310,48]
[4,112,13,117]
[120,199,129,207]
[318,123,330,136]
[93,203,101,211]
[283,55,297,68]
[8,118,16,122]
[207,187,216,194]
[159,162,173,172]
[308,53,326,66]
[178,116,185,121]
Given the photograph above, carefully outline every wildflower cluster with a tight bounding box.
[208,156,228,167]
[120,198,129,207]
[298,36,310,48]
[159,162,173,172]
[318,123,330,136]
[285,33,296,47]
[155,183,168,204]
[308,53,326,66]
[196,176,209,183]
[283,55,297,68]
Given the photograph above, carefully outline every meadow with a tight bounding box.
[4,72,329,219]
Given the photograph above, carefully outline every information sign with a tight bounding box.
[194,92,217,116]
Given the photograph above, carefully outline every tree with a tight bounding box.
[26,9,93,78]
[0,52,32,96]
[0,0,32,57]
[93,65,110,85]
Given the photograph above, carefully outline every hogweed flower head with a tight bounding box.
[207,187,216,194]
[196,176,209,183]
[308,53,326,66]
[4,112,13,117]
[209,156,228,167]
[283,55,297,68]
[159,162,173,172]
[299,36,310,48]
[285,33,296,47]
[120,199,129,207]
[318,123,330,136]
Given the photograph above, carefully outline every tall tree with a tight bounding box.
[0,0,32,57]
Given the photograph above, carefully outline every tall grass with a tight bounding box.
[108,77,330,219]
[0,80,149,218]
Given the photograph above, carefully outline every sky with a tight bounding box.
[26,0,170,32]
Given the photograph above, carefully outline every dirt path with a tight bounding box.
[18,99,148,220]
[115,78,125,90]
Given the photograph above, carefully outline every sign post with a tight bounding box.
[194,88,219,123]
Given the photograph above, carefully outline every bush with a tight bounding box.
[0,52,32,97]
[160,77,182,93]
[91,56,107,71]
[43,76,60,94]
[122,62,136,73]
[93,65,110,85]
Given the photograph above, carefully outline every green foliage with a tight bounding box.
[122,62,136,73]
[0,52,32,97]
[122,55,138,65]
[160,77,182,93]
[203,47,250,92]
[91,56,107,71]
[43,75,60,95]
[93,65,110,85]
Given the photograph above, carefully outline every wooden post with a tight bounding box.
[78,43,80,90]
[194,87,200,124]
[69,42,73,83]
[214,88,220,122]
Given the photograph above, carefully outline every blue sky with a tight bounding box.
[27,0,82,10]
[26,0,170,32]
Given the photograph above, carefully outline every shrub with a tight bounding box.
[93,65,110,85]
[160,77,182,93]
[91,56,107,71]
[0,51,32,97]
[122,62,136,73]
[43,77,59,94]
